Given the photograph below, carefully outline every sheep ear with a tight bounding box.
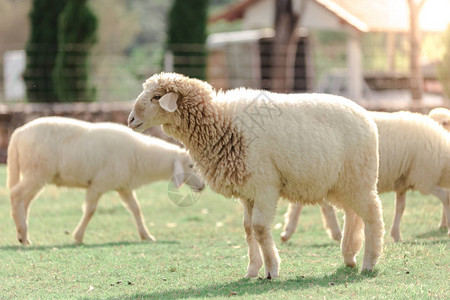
[159,92,179,112]
[172,159,185,189]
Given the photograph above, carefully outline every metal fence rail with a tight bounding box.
[0,39,444,104]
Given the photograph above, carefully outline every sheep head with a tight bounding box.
[173,152,205,193]
[128,72,215,132]
[429,107,450,132]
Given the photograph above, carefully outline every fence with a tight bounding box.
[0,30,446,104]
[1,44,163,103]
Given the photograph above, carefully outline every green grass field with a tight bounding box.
[0,165,448,299]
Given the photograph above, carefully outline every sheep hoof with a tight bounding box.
[361,264,374,272]
[280,233,290,243]
[345,262,357,268]
[343,254,357,268]
[19,238,31,246]
[141,233,156,242]
[245,270,260,278]
[265,271,279,279]
[390,231,402,242]
[245,265,262,278]
[331,232,342,242]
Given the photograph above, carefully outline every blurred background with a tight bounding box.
[1,0,450,160]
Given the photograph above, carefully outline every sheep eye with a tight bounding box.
[152,95,161,101]
[189,164,194,168]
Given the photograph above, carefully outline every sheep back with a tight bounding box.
[10,117,181,191]
[223,91,379,204]
[372,111,450,194]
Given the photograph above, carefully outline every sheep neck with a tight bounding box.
[134,148,174,186]
[164,101,250,197]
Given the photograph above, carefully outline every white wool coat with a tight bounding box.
[7,117,191,192]
[213,89,379,205]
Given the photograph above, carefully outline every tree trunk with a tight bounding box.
[271,0,300,93]
[407,0,426,105]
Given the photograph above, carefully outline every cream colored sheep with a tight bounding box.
[7,116,204,246]
[428,107,450,229]
[128,72,384,278]
[429,107,450,131]
[282,111,450,243]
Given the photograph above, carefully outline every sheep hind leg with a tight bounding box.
[240,199,263,278]
[281,203,303,242]
[10,177,43,246]
[73,189,102,244]
[118,190,155,241]
[340,209,364,268]
[353,193,384,271]
[252,193,280,279]
[390,191,406,242]
[321,201,342,242]
[430,186,450,236]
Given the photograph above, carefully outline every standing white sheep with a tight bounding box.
[282,110,450,243]
[428,107,450,229]
[128,72,384,278]
[428,107,450,131]
[7,116,204,246]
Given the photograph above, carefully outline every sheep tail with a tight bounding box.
[7,134,20,190]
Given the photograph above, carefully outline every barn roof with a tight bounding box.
[210,0,450,33]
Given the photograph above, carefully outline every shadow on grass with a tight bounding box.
[115,266,378,299]
[306,241,341,248]
[0,240,179,251]
[413,228,449,239]
[281,240,339,249]
[401,239,449,247]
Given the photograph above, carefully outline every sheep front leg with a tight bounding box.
[281,203,303,242]
[118,190,155,241]
[252,193,280,279]
[430,186,450,236]
[240,199,263,278]
[73,189,102,244]
[390,191,406,242]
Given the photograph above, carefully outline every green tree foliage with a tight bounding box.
[23,0,68,102]
[52,0,98,102]
[166,0,209,80]
[23,0,97,102]
[438,26,450,98]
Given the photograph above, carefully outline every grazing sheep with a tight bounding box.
[282,111,450,243]
[128,72,384,278]
[7,116,204,246]
[428,107,450,131]
[428,107,450,229]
